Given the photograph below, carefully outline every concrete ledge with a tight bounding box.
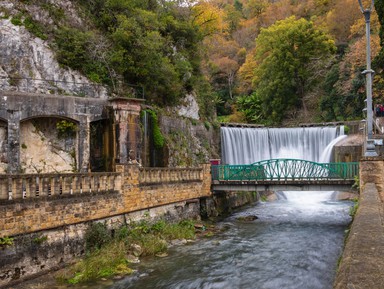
[334,183,384,289]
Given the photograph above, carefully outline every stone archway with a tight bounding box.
[20,117,78,173]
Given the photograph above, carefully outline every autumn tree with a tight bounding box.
[374,0,384,98]
[191,1,228,36]
[240,16,336,124]
[325,0,362,45]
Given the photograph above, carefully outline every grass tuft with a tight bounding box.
[59,219,198,284]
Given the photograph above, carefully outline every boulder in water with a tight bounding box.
[236,215,258,222]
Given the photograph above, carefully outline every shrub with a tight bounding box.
[56,120,77,139]
[147,110,165,149]
[85,222,111,252]
[11,15,22,26]
[0,236,14,247]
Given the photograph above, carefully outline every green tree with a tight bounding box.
[242,16,336,124]
[375,0,384,45]
[73,0,204,106]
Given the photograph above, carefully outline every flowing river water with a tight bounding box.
[104,190,352,289]
[15,126,351,289]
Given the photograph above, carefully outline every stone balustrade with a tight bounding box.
[0,164,211,239]
[0,172,121,200]
[139,167,203,185]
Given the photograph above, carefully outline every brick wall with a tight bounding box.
[0,164,212,238]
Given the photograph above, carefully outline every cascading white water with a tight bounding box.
[221,126,344,165]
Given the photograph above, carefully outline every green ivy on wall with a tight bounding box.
[147,110,165,149]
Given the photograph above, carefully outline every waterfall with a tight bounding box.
[221,126,344,165]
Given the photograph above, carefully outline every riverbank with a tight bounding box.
[10,191,354,289]
[7,221,224,289]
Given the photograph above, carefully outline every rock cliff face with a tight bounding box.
[160,116,220,167]
[0,1,218,173]
[0,1,107,98]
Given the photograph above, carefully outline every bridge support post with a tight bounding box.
[109,98,144,168]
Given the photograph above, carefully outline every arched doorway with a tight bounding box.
[90,119,113,172]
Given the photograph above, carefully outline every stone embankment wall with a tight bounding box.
[334,158,384,288]
[0,165,211,238]
[0,164,212,287]
[0,164,262,288]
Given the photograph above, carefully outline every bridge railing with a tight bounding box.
[0,172,121,201]
[211,159,359,182]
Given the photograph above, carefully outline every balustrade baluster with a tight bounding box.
[116,174,122,191]
[95,175,100,193]
[109,175,115,192]
[89,175,94,193]
[0,177,8,200]
[100,175,107,191]
[50,176,57,196]
[12,177,23,199]
[22,177,26,198]
[24,177,31,198]
[40,176,49,197]
[72,175,80,194]
[62,176,72,195]
[82,175,88,193]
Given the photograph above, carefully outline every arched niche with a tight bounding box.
[20,116,79,173]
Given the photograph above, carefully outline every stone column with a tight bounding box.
[7,110,21,173]
[78,117,90,172]
[109,98,144,167]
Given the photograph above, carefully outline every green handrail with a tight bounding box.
[211,159,359,181]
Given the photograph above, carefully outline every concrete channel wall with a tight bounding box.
[334,158,384,288]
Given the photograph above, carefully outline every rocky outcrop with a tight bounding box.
[160,115,220,167]
[0,2,107,98]
[175,93,200,120]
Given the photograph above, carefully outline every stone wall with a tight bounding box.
[359,157,384,200]
[0,200,202,288]
[0,164,212,238]
[334,135,364,162]
[334,158,384,288]
[0,164,212,287]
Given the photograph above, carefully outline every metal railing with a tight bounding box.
[0,172,121,200]
[212,159,359,182]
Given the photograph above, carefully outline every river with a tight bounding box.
[105,191,352,289]
[13,190,352,289]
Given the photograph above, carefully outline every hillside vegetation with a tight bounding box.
[2,0,384,125]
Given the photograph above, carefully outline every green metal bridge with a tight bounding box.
[211,159,359,192]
